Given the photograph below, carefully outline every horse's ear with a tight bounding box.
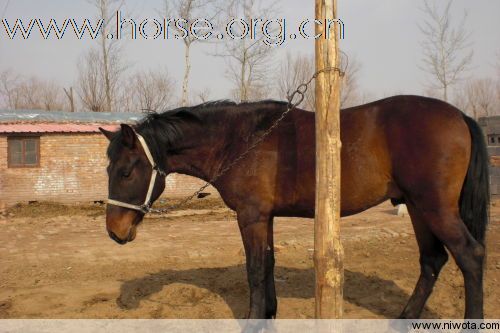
[120,124,136,148]
[99,127,116,141]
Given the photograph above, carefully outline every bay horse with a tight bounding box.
[100,95,489,319]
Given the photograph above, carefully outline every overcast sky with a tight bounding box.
[0,0,499,104]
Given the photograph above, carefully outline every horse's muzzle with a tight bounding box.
[106,206,141,244]
[108,226,137,244]
[108,230,128,245]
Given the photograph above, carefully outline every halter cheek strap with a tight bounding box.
[106,131,166,214]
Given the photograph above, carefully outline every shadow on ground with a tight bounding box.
[118,265,439,318]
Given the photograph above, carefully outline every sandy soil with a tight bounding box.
[0,199,499,319]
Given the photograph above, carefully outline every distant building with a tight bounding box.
[0,110,218,207]
[478,116,500,199]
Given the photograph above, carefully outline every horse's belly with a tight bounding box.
[339,185,390,216]
[275,174,391,218]
[339,156,392,216]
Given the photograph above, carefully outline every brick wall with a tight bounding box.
[488,147,500,198]
[479,118,500,199]
[0,133,219,206]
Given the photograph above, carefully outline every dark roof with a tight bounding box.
[0,109,144,124]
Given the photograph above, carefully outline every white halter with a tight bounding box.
[107,132,165,214]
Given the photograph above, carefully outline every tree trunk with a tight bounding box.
[314,0,344,319]
[100,0,112,112]
[64,87,75,112]
[240,49,248,102]
[181,42,192,107]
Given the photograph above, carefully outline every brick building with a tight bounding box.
[479,116,500,199]
[0,110,218,207]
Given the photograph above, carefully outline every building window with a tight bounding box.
[488,135,499,146]
[8,136,40,167]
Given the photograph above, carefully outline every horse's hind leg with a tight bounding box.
[423,210,485,319]
[399,203,448,318]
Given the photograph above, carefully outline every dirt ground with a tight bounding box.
[0,199,499,319]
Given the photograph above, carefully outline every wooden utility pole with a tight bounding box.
[314,0,344,318]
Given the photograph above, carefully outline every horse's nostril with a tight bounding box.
[108,230,127,245]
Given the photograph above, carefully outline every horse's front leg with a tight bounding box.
[237,210,276,319]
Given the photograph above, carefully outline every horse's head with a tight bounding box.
[100,124,166,245]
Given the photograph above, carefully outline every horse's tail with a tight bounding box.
[460,114,490,245]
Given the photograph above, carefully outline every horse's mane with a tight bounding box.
[107,100,288,169]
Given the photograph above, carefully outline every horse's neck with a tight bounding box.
[167,114,232,182]
[167,106,266,183]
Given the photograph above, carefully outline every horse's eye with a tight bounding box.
[122,171,131,178]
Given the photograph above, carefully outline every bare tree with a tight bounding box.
[215,0,280,102]
[423,87,443,100]
[116,80,135,113]
[18,79,43,109]
[277,53,315,111]
[164,0,221,106]
[63,87,75,112]
[452,84,469,112]
[97,0,119,112]
[77,49,106,112]
[277,52,361,110]
[87,0,126,112]
[339,55,361,108]
[196,88,212,104]
[0,72,67,111]
[453,78,497,119]
[129,69,176,112]
[419,0,473,102]
[39,80,66,111]
[0,69,21,109]
[465,78,496,119]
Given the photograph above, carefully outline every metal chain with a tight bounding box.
[149,66,345,214]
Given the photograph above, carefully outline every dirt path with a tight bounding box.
[1,201,499,319]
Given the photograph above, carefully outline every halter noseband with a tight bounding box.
[107,131,166,214]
